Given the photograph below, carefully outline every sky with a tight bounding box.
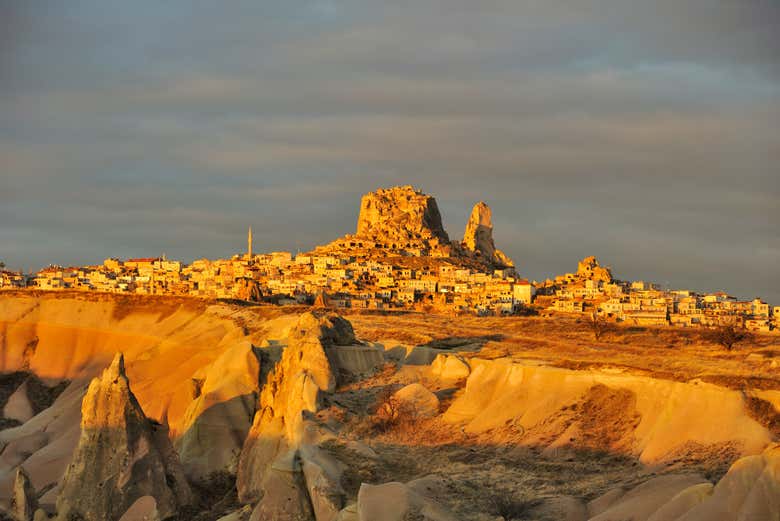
[1,1,778,302]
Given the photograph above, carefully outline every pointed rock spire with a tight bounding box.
[55,352,193,521]
[462,201,513,267]
[11,466,37,521]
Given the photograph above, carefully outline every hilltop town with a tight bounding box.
[1,186,776,332]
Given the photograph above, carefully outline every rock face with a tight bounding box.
[355,186,450,245]
[461,201,513,267]
[176,341,260,480]
[237,311,354,503]
[55,353,193,521]
[577,256,612,283]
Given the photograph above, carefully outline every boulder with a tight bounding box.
[392,384,440,418]
[430,355,470,382]
[54,353,193,521]
[356,480,456,521]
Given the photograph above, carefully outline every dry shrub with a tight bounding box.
[708,322,753,351]
[373,388,419,434]
[744,395,780,438]
[346,387,421,438]
[488,495,541,520]
[587,312,612,341]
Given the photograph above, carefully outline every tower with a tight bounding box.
[247,226,253,259]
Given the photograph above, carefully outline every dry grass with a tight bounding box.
[347,312,780,390]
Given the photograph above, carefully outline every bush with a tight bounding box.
[373,388,420,434]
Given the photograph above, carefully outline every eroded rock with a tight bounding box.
[237,311,349,503]
[462,202,513,267]
[249,450,314,521]
[55,353,193,521]
[391,384,440,419]
[176,341,260,480]
[356,186,450,245]
[11,466,37,521]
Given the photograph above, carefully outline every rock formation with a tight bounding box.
[461,201,513,267]
[584,443,780,520]
[10,467,37,521]
[390,383,440,419]
[55,353,193,521]
[175,341,260,480]
[356,186,449,245]
[356,476,457,521]
[237,311,354,503]
[577,256,612,283]
[248,450,315,521]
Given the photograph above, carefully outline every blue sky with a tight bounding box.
[1,1,778,301]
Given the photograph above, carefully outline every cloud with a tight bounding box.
[0,0,778,301]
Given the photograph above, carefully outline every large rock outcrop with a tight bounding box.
[237,311,354,504]
[461,201,513,267]
[355,186,450,245]
[55,353,193,521]
[577,256,612,283]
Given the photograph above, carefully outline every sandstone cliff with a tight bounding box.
[55,353,193,521]
[461,201,513,267]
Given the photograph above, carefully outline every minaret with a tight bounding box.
[247,226,253,259]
